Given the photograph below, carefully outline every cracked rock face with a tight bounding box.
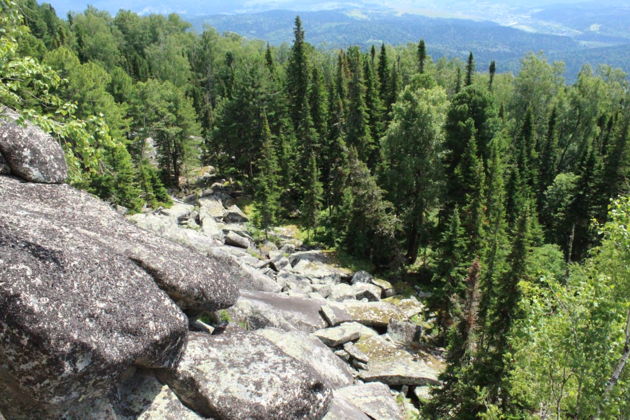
[256,328,354,389]
[0,216,188,418]
[0,177,239,313]
[0,174,244,418]
[157,331,332,419]
[0,109,67,183]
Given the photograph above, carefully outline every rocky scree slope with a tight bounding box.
[0,109,443,419]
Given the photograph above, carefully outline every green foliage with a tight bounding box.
[301,151,323,234]
[6,4,630,416]
[508,197,630,418]
[381,83,448,263]
[253,114,281,234]
[131,78,201,187]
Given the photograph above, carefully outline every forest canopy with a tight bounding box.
[1,0,628,417]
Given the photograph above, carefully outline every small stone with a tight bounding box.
[329,283,357,301]
[334,349,351,362]
[342,301,406,328]
[351,270,373,284]
[414,386,433,404]
[227,290,328,332]
[223,204,248,223]
[225,231,250,249]
[335,383,404,420]
[384,296,425,319]
[353,282,382,301]
[351,360,369,370]
[372,278,395,297]
[313,325,361,347]
[344,342,370,363]
[257,328,354,389]
[271,256,291,271]
[322,395,370,420]
[388,319,423,347]
[355,335,442,386]
[320,304,352,327]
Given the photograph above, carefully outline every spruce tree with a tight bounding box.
[455,67,462,94]
[301,150,323,238]
[309,66,328,143]
[488,60,496,90]
[377,43,390,111]
[363,55,384,153]
[478,136,509,337]
[417,40,427,74]
[345,47,373,165]
[254,113,281,236]
[286,16,309,131]
[538,106,559,204]
[568,147,599,260]
[456,128,486,257]
[343,148,401,266]
[486,209,531,408]
[433,207,469,323]
[465,52,475,86]
[264,43,275,75]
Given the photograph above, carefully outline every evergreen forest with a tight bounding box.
[1,0,629,417]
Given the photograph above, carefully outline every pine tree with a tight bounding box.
[465,52,475,86]
[254,113,281,236]
[488,60,496,90]
[417,40,427,74]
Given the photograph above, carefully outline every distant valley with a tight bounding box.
[46,0,630,79]
[191,7,630,79]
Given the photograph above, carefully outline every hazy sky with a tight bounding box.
[45,0,596,17]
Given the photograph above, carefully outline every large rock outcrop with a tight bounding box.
[0,177,239,313]
[0,186,190,417]
[157,332,332,419]
[0,113,244,418]
[0,109,67,183]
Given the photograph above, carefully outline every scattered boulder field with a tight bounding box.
[0,110,443,419]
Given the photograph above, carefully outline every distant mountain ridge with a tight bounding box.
[191,9,630,80]
[45,0,630,79]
